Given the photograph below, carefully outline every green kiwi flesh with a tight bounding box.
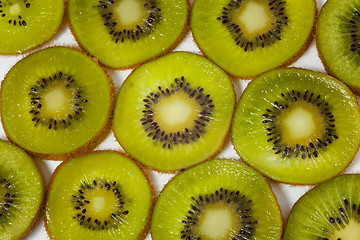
[45,151,153,240]
[231,68,360,184]
[1,47,113,159]
[191,0,316,78]
[317,0,360,92]
[284,174,360,239]
[113,52,235,171]
[151,159,282,239]
[68,0,189,69]
[0,140,44,239]
[0,0,64,54]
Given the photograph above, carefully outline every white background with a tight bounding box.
[0,0,356,239]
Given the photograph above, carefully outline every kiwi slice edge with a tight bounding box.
[0,46,115,161]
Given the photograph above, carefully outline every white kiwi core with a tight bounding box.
[9,3,21,15]
[332,220,360,240]
[114,0,147,28]
[43,86,72,115]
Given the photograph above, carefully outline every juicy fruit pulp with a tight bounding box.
[0,0,64,54]
[284,174,360,239]
[45,151,153,240]
[1,47,113,159]
[68,0,189,68]
[317,0,360,93]
[113,52,235,171]
[151,159,283,239]
[191,0,316,78]
[231,68,360,184]
[0,140,44,240]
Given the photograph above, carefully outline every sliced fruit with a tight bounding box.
[0,139,44,239]
[317,0,360,93]
[231,68,360,184]
[68,0,189,69]
[191,0,316,78]
[284,174,360,239]
[151,159,283,239]
[45,151,154,240]
[113,51,235,171]
[1,47,113,160]
[0,0,64,54]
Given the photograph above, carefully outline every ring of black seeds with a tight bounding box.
[181,188,257,240]
[348,10,360,55]
[217,0,288,52]
[262,90,338,159]
[0,0,30,26]
[319,198,360,240]
[72,179,129,230]
[97,0,161,43]
[28,71,88,130]
[141,76,214,149]
[0,178,15,221]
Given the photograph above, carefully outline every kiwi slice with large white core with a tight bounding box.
[113,51,235,171]
[191,0,316,78]
[231,68,360,184]
[151,159,283,239]
[68,0,189,69]
[45,151,154,240]
[0,140,44,239]
[317,0,360,93]
[0,0,64,54]
[1,47,113,160]
[284,174,360,239]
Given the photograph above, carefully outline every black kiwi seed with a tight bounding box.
[28,71,88,130]
[0,178,15,219]
[216,0,288,52]
[262,90,337,159]
[180,188,256,239]
[72,179,129,230]
[140,76,214,149]
[0,1,29,26]
[96,0,161,43]
[347,11,360,55]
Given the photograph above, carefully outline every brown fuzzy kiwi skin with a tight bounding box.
[0,0,66,56]
[190,0,317,80]
[44,150,156,240]
[113,51,236,173]
[68,0,191,70]
[0,46,115,161]
[150,158,283,239]
[231,67,360,186]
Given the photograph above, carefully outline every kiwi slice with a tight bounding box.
[151,159,283,239]
[113,51,235,171]
[68,0,189,69]
[191,0,316,78]
[45,151,154,240]
[284,174,360,239]
[317,0,360,93]
[0,0,64,54]
[0,140,44,239]
[1,46,113,160]
[231,68,360,184]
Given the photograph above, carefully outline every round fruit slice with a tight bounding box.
[0,0,64,54]
[113,52,235,171]
[317,0,360,93]
[45,151,154,240]
[151,159,282,239]
[0,140,44,239]
[191,0,316,78]
[1,47,113,160]
[231,68,360,184]
[68,0,189,69]
[284,174,360,239]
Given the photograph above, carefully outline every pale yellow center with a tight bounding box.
[331,220,360,240]
[114,0,147,28]
[193,202,241,240]
[9,3,20,15]
[153,91,202,133]
[43,87,72,115]
[279,101,325,146]
[84,188,118,222]
[233,0,275,39]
